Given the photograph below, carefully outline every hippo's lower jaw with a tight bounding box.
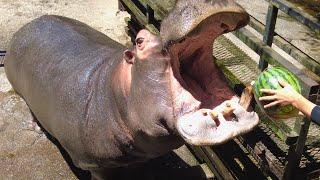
[166,12,259,145]
[176,97,259,146]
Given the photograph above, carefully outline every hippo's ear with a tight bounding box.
[123,50,135,64]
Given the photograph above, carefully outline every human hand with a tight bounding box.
[258,79,302,108]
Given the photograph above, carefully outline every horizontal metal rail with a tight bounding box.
[233,28,319,98]
[248,16,320,75]
[265,0,320,32]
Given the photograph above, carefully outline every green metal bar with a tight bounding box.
[259,3,278,70]
[265,0,320,32]
[146,4,154,24]
[233,28,319,94]
[121,0,148,25]
[144,0,167,19]
[283,118,312,180]
[283,84,320,179]
[248,16,320,75]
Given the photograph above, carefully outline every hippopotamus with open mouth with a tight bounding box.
[4,0,259,178]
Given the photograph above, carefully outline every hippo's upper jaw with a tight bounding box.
[160,0,259,145]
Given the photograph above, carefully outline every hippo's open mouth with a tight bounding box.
[168,12,247,109]
[161,2,259,145]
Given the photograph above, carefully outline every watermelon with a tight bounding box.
[253,67,302,119]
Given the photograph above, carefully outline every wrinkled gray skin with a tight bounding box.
[5,0,259,179]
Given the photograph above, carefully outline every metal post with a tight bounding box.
[283,84,319,179]
[259,3,278,70]
[283,118,311,180]
[146,4,154,24]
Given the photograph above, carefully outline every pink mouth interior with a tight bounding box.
[168,15,236,110]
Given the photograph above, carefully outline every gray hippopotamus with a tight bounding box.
[4,0,259,178]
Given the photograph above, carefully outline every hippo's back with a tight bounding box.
[5,15,124,92]
[4,15,125,165]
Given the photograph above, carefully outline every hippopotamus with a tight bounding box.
[4,0,259,178]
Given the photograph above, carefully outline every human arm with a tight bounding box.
[311,106,320,125]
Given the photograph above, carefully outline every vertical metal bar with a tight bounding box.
[259,3,278,70]
[283,84,318,179]
[283,118,311,180]
[146,4,154,24]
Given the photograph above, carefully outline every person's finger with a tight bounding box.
[278,78,289,88]
[259,95,277,101]
[260,89,276,94]
[264,100,281,108]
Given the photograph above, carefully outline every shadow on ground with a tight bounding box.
[47,130,209,180]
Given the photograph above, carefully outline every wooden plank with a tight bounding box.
[120,0,159,35]
[202,146,236,180]
[189,146,235,180]
[236,126,287,179]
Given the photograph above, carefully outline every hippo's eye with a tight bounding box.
[135,37,144,45]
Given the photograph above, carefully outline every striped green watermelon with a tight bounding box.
[253,67,302,119]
